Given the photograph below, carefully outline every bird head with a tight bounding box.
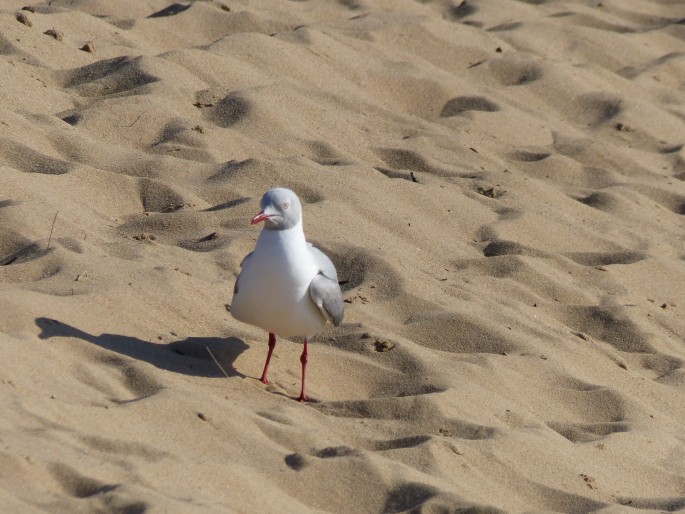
[251,188,302,230]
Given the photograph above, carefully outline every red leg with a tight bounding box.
[260,333,276,385]
[297,338,309,402]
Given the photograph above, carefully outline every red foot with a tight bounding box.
[297,393,308,403]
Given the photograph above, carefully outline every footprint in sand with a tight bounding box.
[61,56,159,98]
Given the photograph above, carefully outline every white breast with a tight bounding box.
[231,223,327,337]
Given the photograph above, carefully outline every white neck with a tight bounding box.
[256,220,308,257]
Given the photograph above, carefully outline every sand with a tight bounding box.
[1,0,685,512]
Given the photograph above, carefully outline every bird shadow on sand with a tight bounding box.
[35,317,247,378]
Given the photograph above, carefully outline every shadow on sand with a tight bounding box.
[35,317,247,378]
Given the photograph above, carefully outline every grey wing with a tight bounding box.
[233,251,253,295]
[308,245,344,326]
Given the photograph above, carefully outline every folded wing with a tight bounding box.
[308,245,344,326]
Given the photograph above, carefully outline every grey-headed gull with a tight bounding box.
[231,188,344,402]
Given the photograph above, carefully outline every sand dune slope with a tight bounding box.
[1,0,685,512]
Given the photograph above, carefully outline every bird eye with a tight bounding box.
[283,202,289,210]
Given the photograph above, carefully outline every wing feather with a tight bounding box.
[307,245,344,326]
[233,251,253,295]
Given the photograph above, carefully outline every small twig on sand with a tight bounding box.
[206,346,230,379]
[126,114,141,128]
[47,211,59,250]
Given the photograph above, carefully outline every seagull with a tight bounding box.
[230,188,344,402]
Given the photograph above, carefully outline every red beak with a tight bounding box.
[251,211,271,225]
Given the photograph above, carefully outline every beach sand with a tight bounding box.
[1,0,685,512]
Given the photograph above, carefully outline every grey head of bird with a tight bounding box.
[251,188,302,230]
